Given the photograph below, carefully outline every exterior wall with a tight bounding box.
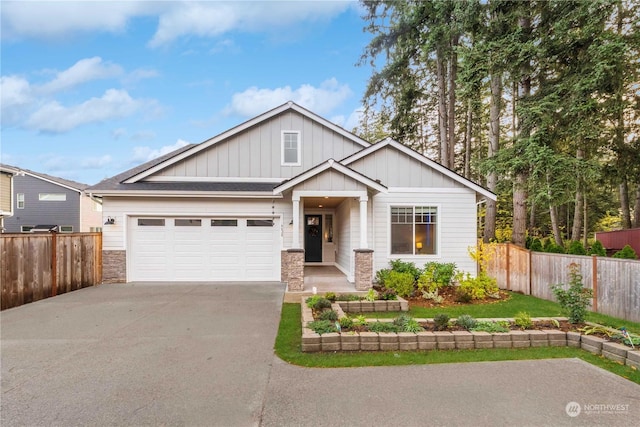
[335,198,361,281]
[103,250,126,283]
[348,146,459,188]
[3,175,81,233]
[297,170,367,192]
[595,228,640,256]
[371,189,479,276]
[1,172,12,215]
[154,111,364,180]
[80,195,103,232]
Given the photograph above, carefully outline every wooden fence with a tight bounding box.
[485,243,640,323]
[1,233,102,310]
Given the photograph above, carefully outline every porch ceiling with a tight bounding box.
[303,196,345,209]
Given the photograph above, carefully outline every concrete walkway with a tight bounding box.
[2,283,639,426]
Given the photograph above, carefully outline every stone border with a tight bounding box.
[335,297,409,313]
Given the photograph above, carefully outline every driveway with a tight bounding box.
[2,283,639,426]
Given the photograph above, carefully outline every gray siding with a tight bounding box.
[3,175,80,232]
[349,146,459,188]
[155,111,364,180]
[298,170,367,192]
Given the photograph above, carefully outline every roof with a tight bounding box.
[0,163,89,192]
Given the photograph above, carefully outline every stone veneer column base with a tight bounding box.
[102,250,126,283]
[354,249,374,291]
[281,249,305,291]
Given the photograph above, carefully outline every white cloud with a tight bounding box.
[131,130,156,141]
[0,75,34,125]
[123,68,160,85]
[26,89,152,133]
[226,78,352,117]
[80,155,113,169]
[111,128,127,140]
[39,57,123,94]
[132,139,190,163]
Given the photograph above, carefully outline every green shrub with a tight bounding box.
[455,314,477,331]
[471,321,510,333]
[339,316,354,329]
[455,272,499,300]
[393,313,413,329]
[353,315,367,326]
[514,311,533,330]
[543,238,565,253]
[588,240,607,256]
[433,313,450,331]
[551,263,593,323]
[567,241,587,255]
[324,292,336,302]
[305,295,322,308]
[384,271,415,297]
[307,320,338,335]
[306,297,332,311]
[454,289,473,303]
[318,309,338,321]
[417,262,457,293]
[375,268,391,285]
[403,319,424,333]
[389,259,422,281]
[379,288,398,300]
[612,245,638,260]
[529,238,543,252]
[368,321,399,333]
[335,294,361,301]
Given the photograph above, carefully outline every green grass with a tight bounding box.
[274,303,640,385]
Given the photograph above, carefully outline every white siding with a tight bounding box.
[335,198,352,280]
[371,190,479,276]
[298,170,367,192]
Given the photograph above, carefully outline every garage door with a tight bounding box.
[128,217,281,281]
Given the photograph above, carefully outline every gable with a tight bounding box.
[293,169,368,192]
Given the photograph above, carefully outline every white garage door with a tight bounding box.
[128,217,281,281]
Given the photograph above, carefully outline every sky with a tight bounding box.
[0,0,374,185]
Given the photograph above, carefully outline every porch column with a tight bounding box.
[292,196,301,248]
[359,196,368,249]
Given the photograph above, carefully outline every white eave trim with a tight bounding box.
[343,138,497,201]
[124,101,371,184]
[20,171,83,194]
[273,159,387,195]
[143,176,286,183]
[90,191,282,199]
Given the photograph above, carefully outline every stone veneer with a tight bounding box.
[354,249,373,290]
[102,250,126,283]
[281,249,304,291]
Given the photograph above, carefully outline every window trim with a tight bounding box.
[38,193,67,201]
[17,193,25,209]
[281,130,301,166]
[59,225,73,233]
[388,204,440,257]
[20,225,33,233]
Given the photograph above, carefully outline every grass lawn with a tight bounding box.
[275,299,640,386]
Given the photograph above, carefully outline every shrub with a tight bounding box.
[543,238,565,254]
[454,289,473,303]
[529,238,543,252]
[433,313,450,331]
[588,240,607,256]
[318,309,338,321]
[389,259,422,281]
[612,245,638,260]
[567,241,586,256]
[339,316,354,329]
[417,262,457,293]
[306,297,332,311]
[514,311,533,330]
[402,319,424,333]
[324,292,336,302]
[471,321,510,333]
[393,313,413,329]
[551,263,593,323]
[455,314,477,331]
[384,271,415,297]
[335,294,361,301]
[305,295,321,308]
[368,321,399,333]
[307,320,338,335]
[375,268,391,286]
[455,272,499,300]
[353,315,367,326]
[379,288,398,300]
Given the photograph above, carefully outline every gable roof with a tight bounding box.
[0,163,89,192]
[273,158,388,195]
[341,138,497,201]
[122,101,371,184]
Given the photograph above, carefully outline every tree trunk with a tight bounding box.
[549,204,563,246]
[620,179,632,229]
[484,72,502,243]
[571,148,584,241]
[513,174,528,247]
[447,34,458,169]
[437,52,449,168]
[464,99,472,179]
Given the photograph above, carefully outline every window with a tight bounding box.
[39,193,66,201]
[211,219,237,227]
[281,131,301,165]
[59,226,73,233]
[138,218,165,226]
[247,219,273,227]
[21,225,33,233]
[325,214,333,242]
[175,219,201,226]
[17,193,25,209]
[390,206,437,255]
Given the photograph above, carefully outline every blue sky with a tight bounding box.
[1,1,373,185]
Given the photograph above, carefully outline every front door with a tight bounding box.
[304,215,322,262]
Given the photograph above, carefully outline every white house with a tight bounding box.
[88,102,496,289]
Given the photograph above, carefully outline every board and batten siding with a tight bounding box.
[1,172,12,213]
[371,190,479,275]
[101,196,293,251]
[297,170,367,192]
[155,111,364,180]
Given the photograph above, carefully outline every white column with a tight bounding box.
[359,196,368,249]
[292,196,301,248]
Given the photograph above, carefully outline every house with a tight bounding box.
[0,164,103,233]
[87,102,496,289]
[0,164,19,232]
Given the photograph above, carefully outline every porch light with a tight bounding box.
[318,204,323,208]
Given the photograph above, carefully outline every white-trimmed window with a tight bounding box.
[281,131,301,166]
[39,193,66,201]
[390,206,437,255]
[17,193,25,209]
[21,225,33,233]
[59,225,73,233]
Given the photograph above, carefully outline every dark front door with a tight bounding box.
[304,215,322,262]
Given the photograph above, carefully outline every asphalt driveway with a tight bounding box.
[2,283,639,426]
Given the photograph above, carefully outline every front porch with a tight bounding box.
[283,265,368,303]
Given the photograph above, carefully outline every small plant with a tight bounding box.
[318,309,338,321]
[455,272,499,300]
[324,292,337,302]
[588,240,607,256]
[612,245,638,260]
[421,289,444,304]
[514,312,533,330]
[335,294,361,301]
[365,288,378,302]
[551,263,593,323]
[393,313,413,329]
[353,315,367,326]
[389,259,422,281]
[403,319,424,333]
[368,321,399,333]
[307,320,338,335]
[579,325,615,337]
[455,314,477,331]
[379,288,398,300]
[305,295,321,308]
[454,289,473,303]
[308,297,332,312]
[471,321,510,333]
[433,313,450,331]
[391,314,424,333]
[383,271,415,297]
[339,316,354,329]
[549,318,560,328]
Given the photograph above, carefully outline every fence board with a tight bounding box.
[1,233,102,310]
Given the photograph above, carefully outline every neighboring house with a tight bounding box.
[1,165,19,232]
[88,102,496,288]
[0,164,103,233]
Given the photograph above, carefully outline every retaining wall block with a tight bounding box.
[626,351,640,369]
[602,342,629,364]
[360,301,374,312]
[340,333,360,351]
[492,333,512,348]
[379,332,399,351]
[400,300,409,311]
[321,333,341,352]
[566,331,581,348]
[543,330,567,347]
[346,301,361,313]
[527,330,549,347]
[398,332,418,351]
[417,332,437,350]
[581,335,606,355]
[302,332,321,353]
[387,301,401,311]
[359,332,379,351]
[434,332,455,350]
[509,331,531,348]
[374,301,388,312]
[452,331,474,350]
[472,331,493,349]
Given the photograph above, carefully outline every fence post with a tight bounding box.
[528,248,532,296]
[51,232,57,297]
[505,243,511,290]
[592,255,598,313]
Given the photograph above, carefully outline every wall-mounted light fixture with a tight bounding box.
[104,217,115,225]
